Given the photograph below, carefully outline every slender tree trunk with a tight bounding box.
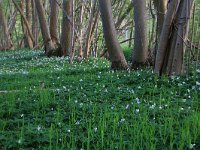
[60,0,72,56]
[20,0,26,48]
[78,0,84,58]
[132,0,148,68]
[49,0,59,44]
[12,0,35,46]
[99,0,128,69]
[35,0,60,56]
[0,3,13,50]
[31,0,39,48]
[153,0,168,38]
[115,2,133,29]
[25,0,33,48]
[84,0,97,58]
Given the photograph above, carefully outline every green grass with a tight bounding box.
[0,50,200,150]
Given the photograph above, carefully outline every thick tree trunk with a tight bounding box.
[154,0,194,76]
[131,0,148,68]
[154,0,180,75]
[98,0,128,70]
[170,0,194,75]
[60,0,72,56]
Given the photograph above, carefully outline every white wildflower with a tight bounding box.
[18,139,22,144]
[94,127,97,132]
[150,103,156,109]
[131,89,134,94]
[182,99,186,102]
[120,118,125,123]
[37,125,41,131]
[136,109,140,113]
[136,97,140,104]
[75,121,80,125]
[190,143,196,149]
[178,83,182,86]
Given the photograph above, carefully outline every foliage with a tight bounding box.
[0,50,200,149]
[122,46,132,62]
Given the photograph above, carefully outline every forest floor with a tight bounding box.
[0,50,200,150]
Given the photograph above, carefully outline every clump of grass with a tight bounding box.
[0,50,200,149]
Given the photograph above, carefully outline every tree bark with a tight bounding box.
[154,0,193,76]
[25,0,33,48]
[131,0,148,68]
[170,0,194,75]
[60,0,72,56]
[153,0,168,38]
[31,0,39,48]
[12,0,35,46]
[49,0,59,44]
[35,0,60,56]
[84,0,97,58]
[99,0,128,70]
[0,3,13,50]
[154,0,180,75]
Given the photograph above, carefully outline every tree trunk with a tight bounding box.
[154,0,180,75]
[12,0,35,47]
[49,0,59,44]
[78,0,84,58]
[170,0,194,75]
[31,0,39,48]
[35,0,60,56]
[25,0,33,48]
[0,3,13,51]
[131,0,148,68]
[60,0,72,56]
[99,0,128,70]
[153,0,168,38]
[84,0,97,58]
[154,0,194,76]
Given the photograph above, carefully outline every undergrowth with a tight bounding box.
[0,50,199,150]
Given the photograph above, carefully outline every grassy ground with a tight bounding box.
[0,50,200,150]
